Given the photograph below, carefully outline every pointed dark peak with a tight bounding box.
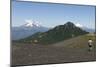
[64,21,75,26]
[64,21,76,29]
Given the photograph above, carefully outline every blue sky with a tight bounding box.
[12,1,95,29]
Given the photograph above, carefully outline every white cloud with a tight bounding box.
[75,23,83,28]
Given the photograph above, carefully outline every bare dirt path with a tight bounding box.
[11,34,96,66]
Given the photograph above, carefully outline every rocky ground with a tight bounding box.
[11,34,96,66]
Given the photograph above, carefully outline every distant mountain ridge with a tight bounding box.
[17,22,89,45]
[75,23,95,33]
[81,27,95,33]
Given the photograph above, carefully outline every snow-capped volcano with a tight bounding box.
[12,20,49,40]
[22,20,41,27]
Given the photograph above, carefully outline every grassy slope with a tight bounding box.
[52,33,96,49]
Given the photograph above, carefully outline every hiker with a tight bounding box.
[88,39,93,51]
